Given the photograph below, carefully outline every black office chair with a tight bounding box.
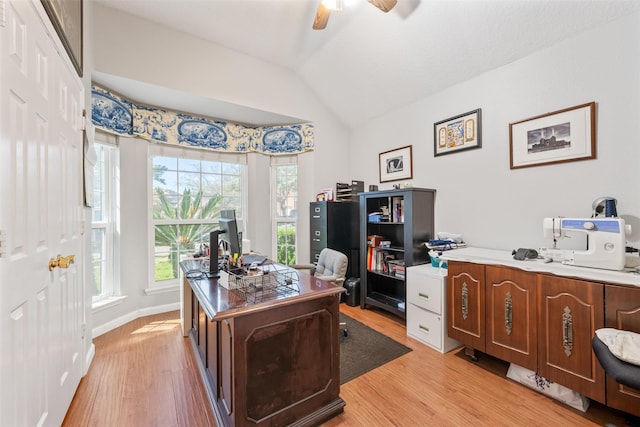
[292,248,349,336]
[592,330,640,425]
[592,333,640,390]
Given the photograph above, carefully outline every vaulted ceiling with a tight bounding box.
[93,0,640,128]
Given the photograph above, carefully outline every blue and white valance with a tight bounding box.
[91,85,314,155]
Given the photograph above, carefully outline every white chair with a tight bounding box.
[293,248,349,336]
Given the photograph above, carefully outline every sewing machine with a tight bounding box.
[540,217,631,271]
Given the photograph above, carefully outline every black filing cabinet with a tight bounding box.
[310,201,360,278]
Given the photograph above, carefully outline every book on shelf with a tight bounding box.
[388,259,405,278]
[367,234,385,247]
[391,196,404,223]
[367,247,396,273]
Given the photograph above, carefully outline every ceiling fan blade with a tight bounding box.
[367,0,397,13]
[313,3,331,30]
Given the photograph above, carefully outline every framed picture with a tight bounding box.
[509,102,596,169]
[434,109,481,156]
[379,145,413,183]
[41,0,83,77]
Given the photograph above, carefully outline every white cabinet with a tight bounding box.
[407,264,461,353]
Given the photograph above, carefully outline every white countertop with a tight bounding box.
[440,247,640,287]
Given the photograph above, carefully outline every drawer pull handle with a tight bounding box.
[461,282,469,320]
[505,292,513,336]
[418,292,430,300]
[419,325,430,333]
[562,306,573,357]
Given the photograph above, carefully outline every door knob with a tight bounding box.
[49,254,76,271]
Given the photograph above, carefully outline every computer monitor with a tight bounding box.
[219,210,242,259]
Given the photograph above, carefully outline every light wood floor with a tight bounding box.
[63,305,635,427]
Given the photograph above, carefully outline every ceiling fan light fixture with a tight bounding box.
[367,0,397,13]
[313,0,391,30]
[321,0,344,12]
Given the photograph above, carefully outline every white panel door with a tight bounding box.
[0,0,85,426]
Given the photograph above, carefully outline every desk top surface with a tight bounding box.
[180,259,344,321]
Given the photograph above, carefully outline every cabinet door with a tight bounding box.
[603,285,640,416]
[485,266,537,371]
[218,320,233,416]
[447,262,485,351]
[537,276,605,402]
[206,321,219,400]
[192,291,199,335]
[198,304,207,361]
[219,319,234,418]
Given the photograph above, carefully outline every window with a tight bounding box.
[91,140,119,304]
[151,147,246,286]
[272,159,297,265]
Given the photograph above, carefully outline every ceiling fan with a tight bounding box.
[312,0,398,30]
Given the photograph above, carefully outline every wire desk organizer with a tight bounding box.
[226,263,301,304]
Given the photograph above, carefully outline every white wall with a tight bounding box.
[92,5,352,190]
[348,12,640,252]
[90,5,353,332]
[90,6,640,334]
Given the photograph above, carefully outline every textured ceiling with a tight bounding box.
[93,0,640,128]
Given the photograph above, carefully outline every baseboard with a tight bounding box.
[84,342,96,376]
[91,302,181,338]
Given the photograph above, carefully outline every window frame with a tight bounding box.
[271,156,298,265]
[91,133,121,307]
[147,144,248,291]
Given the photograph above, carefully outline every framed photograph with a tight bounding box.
[509,102,596,169]
[41,0,83,77]
[434,109,481,156]
[379,145,413,183]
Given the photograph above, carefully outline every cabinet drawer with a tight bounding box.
[310,230,327,246]
[310,217,326,229]
[407,266,443,314]
[310,204,326,221]
[407,303,444,351]
[311,251,321,263]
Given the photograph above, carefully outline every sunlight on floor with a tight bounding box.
[131,318,181,334]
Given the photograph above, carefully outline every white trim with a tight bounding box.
[95,129,118,146]
[149,141,248,164]
[91,302,181,338]
[0,0,6,28]
[84,343,96,376]
[92,295,127,313]
[270,154,298,166]
[144,282,180,296]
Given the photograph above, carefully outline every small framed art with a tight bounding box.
[434,109,481,156]
[379,145,412,183]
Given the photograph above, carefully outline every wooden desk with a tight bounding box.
[180,260,345,426]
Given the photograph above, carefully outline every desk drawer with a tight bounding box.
[407,268,443,314]
[407,304,443,351]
